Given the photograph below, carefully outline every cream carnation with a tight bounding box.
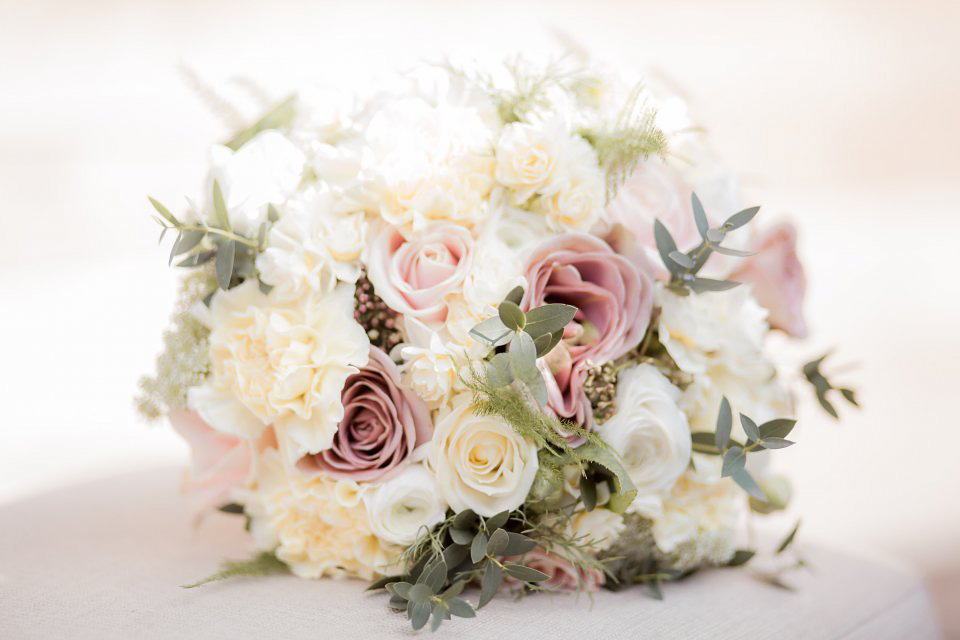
[241,450,400,579]
[207,280,369,457]
[595,364,691,511]
[363,464,447,546]
[397,317,466,408]
[429,394,539,517]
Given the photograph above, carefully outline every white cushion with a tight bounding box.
[0,468,940,639]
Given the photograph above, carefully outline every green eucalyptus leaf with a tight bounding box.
[840,388,859,406]
[486,352,514,388]
[406,583,433,604]
[721,446,746,478]
[148,196,180,226]
[386,581,413,599]
[503,563,550,583]
[816,388,839,418]
[442,580,466,599]
[706,228,726,243]
[215,240,236,290]
[479,562,502,608]
[776,520,801,554]
[691,192,709,239]
[724,205,760,230]
[509,331,547,406]
[654,218,680,277]
[452,510,478,530]
[225,95,297,151]
[712,244,755,258]
[759,418,796,439]
[172,230,205,257]
[368,575,400,591]
[442,543,470,570]
[485,528,509,557]
[503,532,537,556]
[449,528,473,546]
[485,510,510,532]
[759,437,794,449]
[504,285,525,306]
[690,277,740,293]
[715,397,732,448]
[727,549,756,567]
[580,475,597,511]
[574,440,637,514]
[430,603,447,632]
[731,468,766,501]
[669,250,695,269]
[446,597,476,618]
[741,414,760,442]
[418,557,447,593]
[410,600,431,630]
[470,531,489,564]
[523,303,577,338]
[212,180,231,232]
[470,316,514,347]
[498,300,526,331]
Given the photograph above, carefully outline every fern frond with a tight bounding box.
[182,551,288,588]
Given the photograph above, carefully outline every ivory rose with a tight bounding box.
[494,120,563,203]
[595,364,691,511]
[207,280,370,458]
[429,394,539,517]
[362,464,447,546]
[729,223,807,338]
[366,223,474,324]
[298,347,431,482]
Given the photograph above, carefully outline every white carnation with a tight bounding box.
[363,464,447,546]
[207,280,369,458]
[397,317,467,408]
[429,394,539,517]
[595,364,691,511]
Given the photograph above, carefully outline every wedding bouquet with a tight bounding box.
[137,54,856,632]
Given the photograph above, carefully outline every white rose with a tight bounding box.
[429,394,539,517]
[658,285,769,377]
[363,464,447,546]
[494,120,563,203]
[207,280,369,457]
[532,136,605,232]
[204,130,306,237]
[568,508,625,552]
[595,364,691,510]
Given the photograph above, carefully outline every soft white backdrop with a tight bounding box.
[1,0,958,630]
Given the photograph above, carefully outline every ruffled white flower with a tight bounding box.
[567,508,625,552]
[595,364,691,513]
[363,464,447,546]
[649,472,744,569]
[658,285,769,377]
[360,90,498,232]
[240,450,400,579]
[203,131,306,237]
[256,187,366,303]
[429,394,539,517]
[494,119,564,203]
[207,280,369,458]
[397,317,466,408]
[532,135,605,232]
[185,383,264,440]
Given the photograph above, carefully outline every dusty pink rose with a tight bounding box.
[169,409,268,510]
[366,223,474,323]
[730,223,807,338]
[506,548,604,592]
[539,346,592,434]
[298,347,432,482]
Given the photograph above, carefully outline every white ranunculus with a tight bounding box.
[595,364,691,510]
[658,285,769,377]
[568,508,625,552]
[494,120,564,203]
[363,464,447,546]
[429,394,539,517]
[204,130,306,237]
[397,317,466,408]
[207,280,369,458]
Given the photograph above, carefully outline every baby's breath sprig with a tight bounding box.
[655,192,760,296]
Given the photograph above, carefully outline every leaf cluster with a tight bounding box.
[690,397,796,501]
[149,181,275,292]
[369,509,547,632]
[802,354,859,418]
[654,193,760,296]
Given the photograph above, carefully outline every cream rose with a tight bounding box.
[207,280,369,457]
[429,394,539,517]
[532,136,605,232]
[494,119,564,203]
[595,364,691,510]
[363,464,447,546]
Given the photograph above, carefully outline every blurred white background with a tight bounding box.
[1,0,958,632]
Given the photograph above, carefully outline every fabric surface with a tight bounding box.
[0,468,940,639]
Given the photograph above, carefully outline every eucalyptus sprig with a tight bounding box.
[149,180,276,291]
[690,397,797,501]
[802,353,859,418]
[655,193,760,296]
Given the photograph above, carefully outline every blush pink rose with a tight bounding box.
[169,409,269,510]
[730,223,807,338]
[366,223,474,323]
[539,346,592,436]
[297,347,432,482]
[505,548,605,591]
